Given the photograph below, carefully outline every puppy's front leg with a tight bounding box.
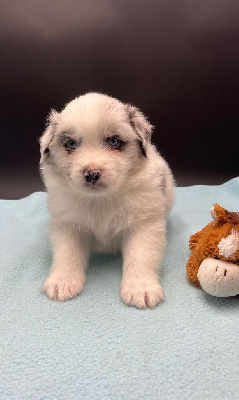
[121,220,166,309]
[43,220,89,301]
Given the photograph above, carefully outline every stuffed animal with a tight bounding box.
[186,204,239,297]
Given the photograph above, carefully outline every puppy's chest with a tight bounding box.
[65,198,129,240]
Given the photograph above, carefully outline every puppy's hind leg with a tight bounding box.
[120,220,166,309]
[43,220,90,301]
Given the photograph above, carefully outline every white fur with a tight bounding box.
[218,229,239,259]
[40,92,175,308]
[210,206,217,221]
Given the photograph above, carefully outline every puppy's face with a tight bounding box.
[40,93,153,196]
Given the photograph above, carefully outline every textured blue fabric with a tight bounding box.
[0,178,239,400]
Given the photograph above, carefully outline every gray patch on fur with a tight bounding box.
[137,139,147,157]
[44,148,50,155]
[125,104,147,157]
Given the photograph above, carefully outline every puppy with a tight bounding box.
[39,92,175,309]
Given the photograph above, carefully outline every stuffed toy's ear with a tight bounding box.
[125,104,154,157]
[211,204,239,225]
[39,109,60,163]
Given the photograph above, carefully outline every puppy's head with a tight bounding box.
[39,93,153,196]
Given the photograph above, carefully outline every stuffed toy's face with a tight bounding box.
[187,204,239,297]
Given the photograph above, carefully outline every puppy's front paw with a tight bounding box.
[120,279,164,309]
[43,274,85,301]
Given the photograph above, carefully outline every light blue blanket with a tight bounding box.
[1,178,238,400]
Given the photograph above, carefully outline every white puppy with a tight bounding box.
[39,92,175,309]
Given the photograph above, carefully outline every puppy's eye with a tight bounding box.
[107,136,123,149]
[65,140,77,150]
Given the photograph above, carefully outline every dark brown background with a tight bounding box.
[1,0,238,198]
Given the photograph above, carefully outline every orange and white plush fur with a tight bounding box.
[187,204,239,297]
[39,93,175,308]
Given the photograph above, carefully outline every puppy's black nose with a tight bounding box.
[84,169,101,184]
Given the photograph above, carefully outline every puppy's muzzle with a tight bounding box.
[83,168,102,185]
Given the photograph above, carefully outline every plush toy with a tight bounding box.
[186,204,239,297]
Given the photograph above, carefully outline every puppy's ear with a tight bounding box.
[39,109,60,163]
[125,104,154,157]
